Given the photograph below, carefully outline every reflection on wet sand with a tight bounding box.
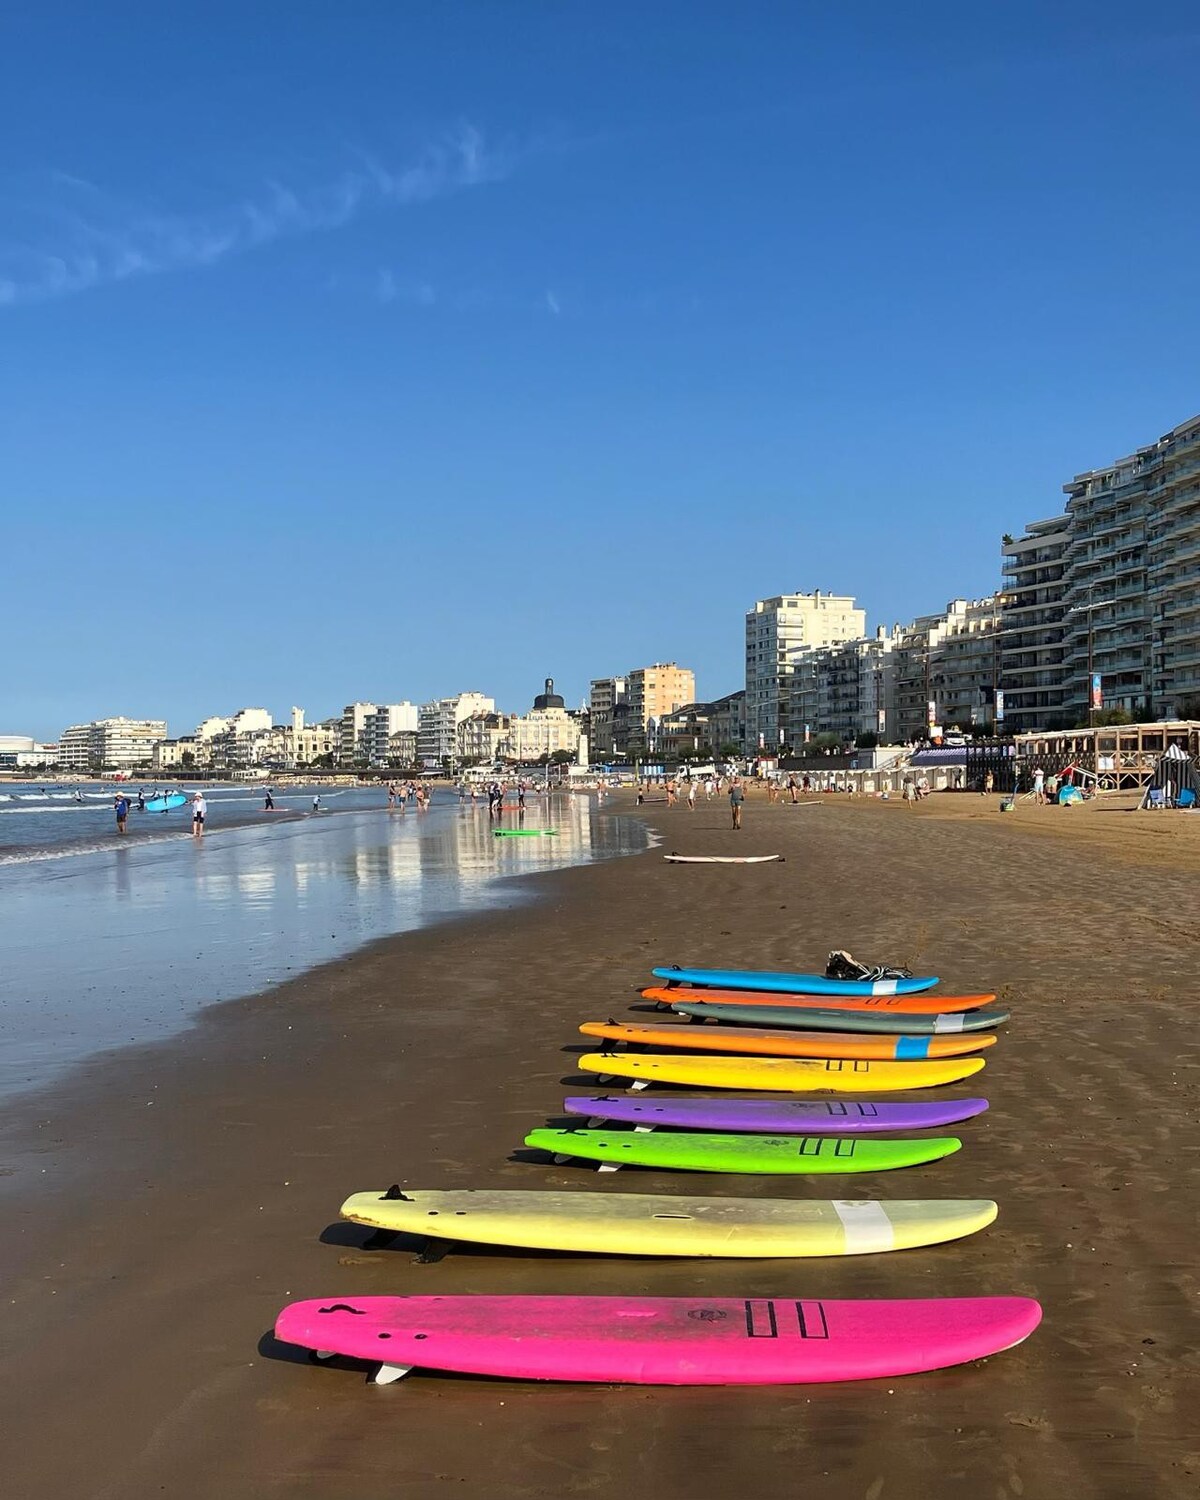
[0,792,645,1100]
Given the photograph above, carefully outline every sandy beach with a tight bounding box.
[2,789,1198,1499]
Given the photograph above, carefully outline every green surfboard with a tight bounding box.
[525,1128,962,1174]
[494,829,558,837]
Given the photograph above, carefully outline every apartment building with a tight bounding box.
[657,690,746,758]
[457,712,510,764]
[363,703,419,767]
[205,707,273,768]
[929,598,1002,729]
[587,677,627,759]
[339,702,377,764]
[790,630,900,744]
[1146,418,1200,713]
[418,692,496,764]
[624,663,696,756]
[745,592,866,749]
[58,717,168,771]
[1000,516,1070,730]
[152,736,207,771]
[989,415,1200,727]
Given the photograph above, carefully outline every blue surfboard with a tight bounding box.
[651,966,938,997]
[144,793,189,813]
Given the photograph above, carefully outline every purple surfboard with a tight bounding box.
[564,1096,989,1133]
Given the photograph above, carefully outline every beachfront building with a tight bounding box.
[418,692,496,766]
[708,689,748,755]
[587,676,627,759]
[57,724,92,771]
[501,710,584,762]
[498,679,585,762]
[153,736,208,771]
[363,703,419,767]
[457,712,510,764]
[57,717,168,772]
[1008,413,1200,725]
[204,708,273,768]
[999,516,1070,730]
[339,702,377,765]
[929,598,1002,730]
[0,735,58,770]
[1148,419,1200,714]
[623,663,696,757]
[889,600,1001,739]
[789,629,901,744]
[745,592,866,751]
[1061,449,1152,723]
[658,690,747,759]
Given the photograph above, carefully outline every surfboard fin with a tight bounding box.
[382,1184,412,1201]
[373,1363,413,1385]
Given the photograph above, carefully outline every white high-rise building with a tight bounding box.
[745,592,866,750]
[418,693,496,765]
[339,702,378,764]
[363,703,420,766]
[57,717,168,771]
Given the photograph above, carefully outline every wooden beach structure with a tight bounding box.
[1012,721,1200,793]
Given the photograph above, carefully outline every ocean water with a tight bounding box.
[0,784,647,1101]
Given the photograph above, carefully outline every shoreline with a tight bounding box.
[1,794,1196,1497]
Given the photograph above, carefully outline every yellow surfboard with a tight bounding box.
[578,1052,985,1092]
[341,1188,997,1257]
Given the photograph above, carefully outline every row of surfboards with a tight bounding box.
[273,960,1041,1386]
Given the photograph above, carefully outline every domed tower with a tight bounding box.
[532,677,566,711]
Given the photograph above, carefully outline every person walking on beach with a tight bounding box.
[1033,767,1045,805]
[191,791,206,839]
[312,794,320,814]
[983,770,994,796]
[729,777,745,830]
[686,779,697,810]
[114,793,130,834]
[666,779,677,808]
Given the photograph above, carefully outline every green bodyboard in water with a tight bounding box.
[525,1128,961,1174]
[494,829,558,837]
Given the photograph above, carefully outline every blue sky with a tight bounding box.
[4,3,1200,740]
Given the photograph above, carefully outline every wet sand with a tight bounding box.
[2,790,1198,1499]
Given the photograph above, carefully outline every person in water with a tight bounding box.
[312,794,320,813]
[114,794,130,834]
[264,789,275,810]
[136,790,146,811]
[192,791,206,838]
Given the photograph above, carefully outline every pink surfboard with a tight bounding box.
[276,1294,1041,1386]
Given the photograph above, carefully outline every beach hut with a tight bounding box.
[1139,743,1200,809]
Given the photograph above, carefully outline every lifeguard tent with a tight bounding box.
[1140,743,1200,809]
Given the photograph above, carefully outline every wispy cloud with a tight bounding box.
[544,289,561,315]
[0,123,508,309]
[375,269,436,307]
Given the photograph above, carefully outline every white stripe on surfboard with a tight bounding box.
[833,1200,895,1253]
[870,979,900,995]
[933,1013,966,1033]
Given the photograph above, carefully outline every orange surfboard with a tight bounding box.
[581,1020,996,1061]
[641,987,997,1013]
